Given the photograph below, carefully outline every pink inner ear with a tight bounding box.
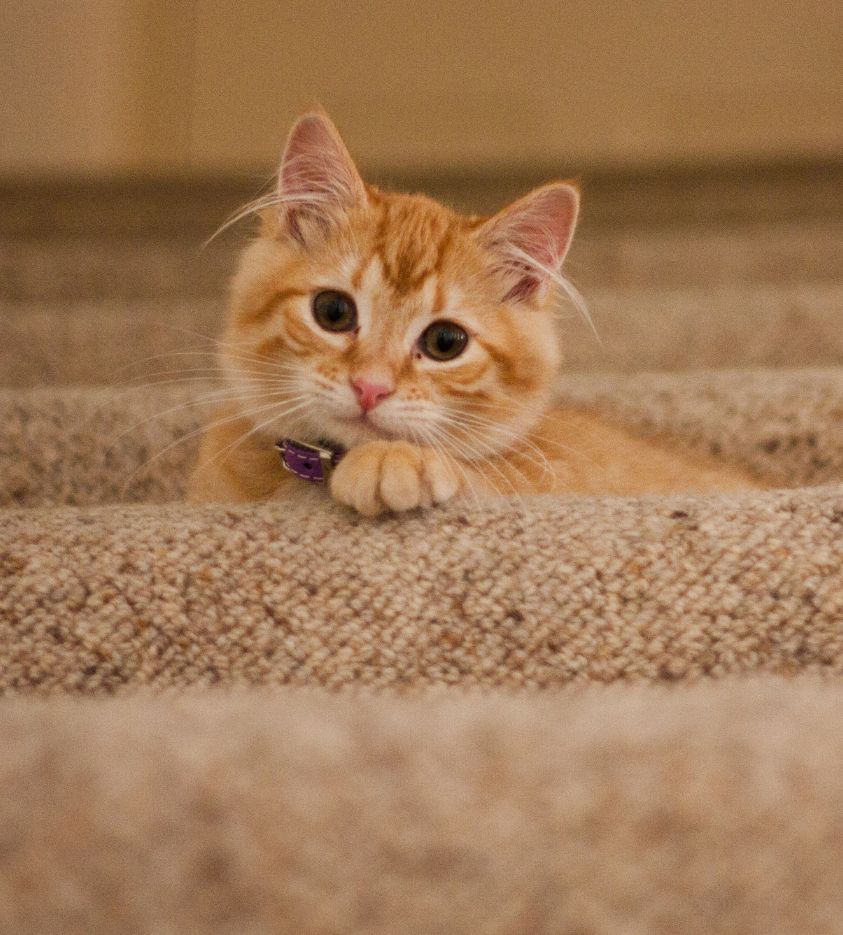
[482,184,579,302]
[277,114,364,240]
[280,116,336,194]
[503,270,542,303]
[509,197,570,266]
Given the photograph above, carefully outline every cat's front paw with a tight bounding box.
[330,441,459,516]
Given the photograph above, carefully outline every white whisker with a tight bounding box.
[119,393,312,497]
[425,419,526,502]
[499,242,600,344]
[203,187,336,247]
[201,399,312,474]
[413,423,483,510]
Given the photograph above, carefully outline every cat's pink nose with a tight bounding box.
[352,378,393,413]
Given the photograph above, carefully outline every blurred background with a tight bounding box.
[4,0,843,177]
[1,0,842,383]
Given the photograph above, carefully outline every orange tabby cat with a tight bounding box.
[189,111,758,513]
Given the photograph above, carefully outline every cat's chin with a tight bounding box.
[327,413,403,447]
[281,409,403,449]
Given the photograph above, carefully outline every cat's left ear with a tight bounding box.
[477,182,579,302]
[275,110,367,242]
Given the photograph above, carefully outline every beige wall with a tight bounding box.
[1,0,194,174]
[3,0,842,176]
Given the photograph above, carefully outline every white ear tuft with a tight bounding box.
[478,183,579,302]
[276,111,366,242]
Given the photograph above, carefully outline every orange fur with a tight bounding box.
[188,113,760,512]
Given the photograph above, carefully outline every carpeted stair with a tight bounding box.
[2,176,843,933]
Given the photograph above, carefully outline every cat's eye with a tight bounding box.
[420,321,469,361]
[312,290,357,332]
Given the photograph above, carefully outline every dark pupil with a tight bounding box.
[436,329,457,353]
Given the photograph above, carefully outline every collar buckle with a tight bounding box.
[276,438,342,484]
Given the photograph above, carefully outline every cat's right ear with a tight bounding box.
[274,111,367,243]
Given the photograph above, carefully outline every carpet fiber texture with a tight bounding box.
[3,488,843,694]
[2,179,843,933]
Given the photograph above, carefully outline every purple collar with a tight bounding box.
[276,438,346,483]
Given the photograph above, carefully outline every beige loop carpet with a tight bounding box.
[3,486,843,695]
[2,178,843,933]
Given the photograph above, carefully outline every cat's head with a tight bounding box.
[221,110,580,459]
